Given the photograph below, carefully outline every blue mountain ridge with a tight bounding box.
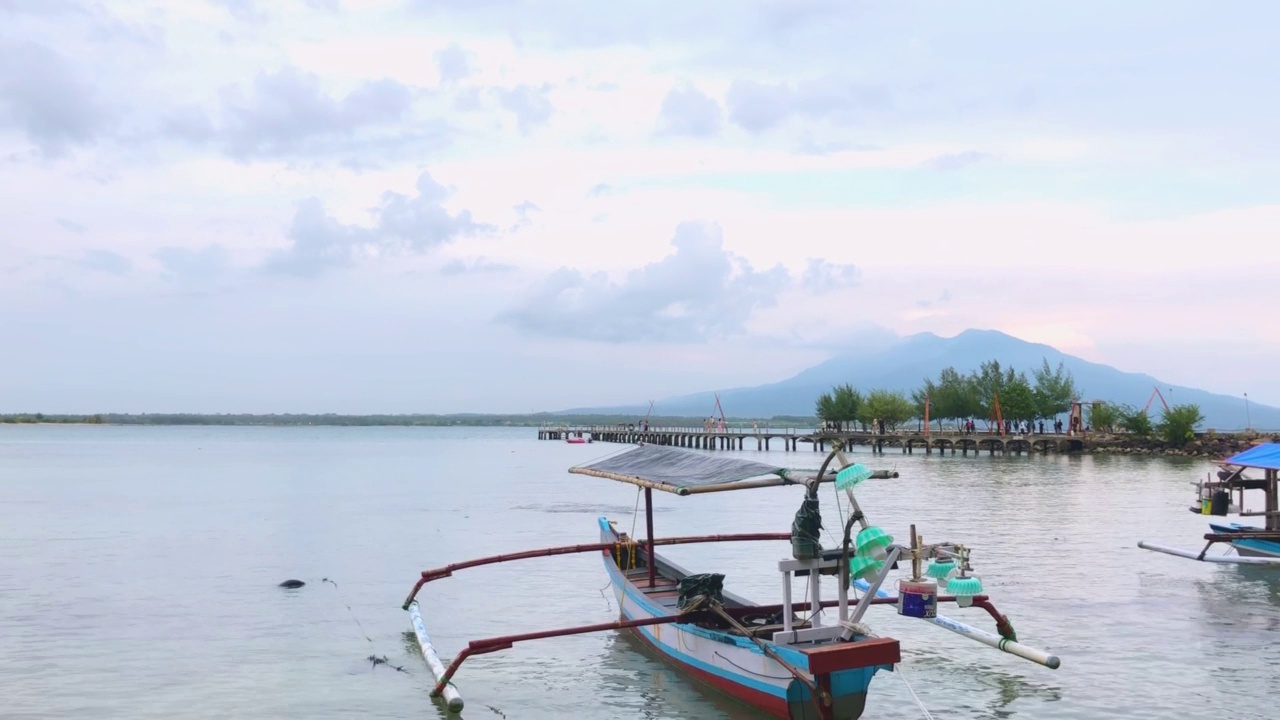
[562,329,1276,430]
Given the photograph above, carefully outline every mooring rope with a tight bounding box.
[322,578,408,674]
[897,665,937,720]
[324,577,372,643]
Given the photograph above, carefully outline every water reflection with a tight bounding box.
[903,648,1063,720]
[596,631,770,720]
[1194,567,1280,634]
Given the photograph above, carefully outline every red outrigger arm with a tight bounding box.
[402,532,791,609]
[431,613,702,696]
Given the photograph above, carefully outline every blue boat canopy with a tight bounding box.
[569,444,810,495]
[1224,443,1280,471]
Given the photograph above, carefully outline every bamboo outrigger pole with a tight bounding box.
[408,601,464,712]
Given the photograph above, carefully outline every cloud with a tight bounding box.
[497,221,790,343]
[926,151,990,171]
[794,132,872,156]
[725,77,891,134]
[76,249,131,276]
[916,289,953,308]
[655,83,722,137]
[510,200,540,231]
[57,218,86,234]
[494,83,553,134]
[267,171,491,277]
[167,66,428,161]
[154,244,231,281]
[440,257,516,276]
[801,259,861,295]
[222,0,268,23]
[587,183,613,197]
[0,39,112,157]
[434,43,473,84]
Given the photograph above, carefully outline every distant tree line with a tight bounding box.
[0,412,818,429]
[814,358,1207,446]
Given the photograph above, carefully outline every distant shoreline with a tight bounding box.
[0,413,819,429]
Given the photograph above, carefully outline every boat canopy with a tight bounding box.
[1224,443,1280,471]
[569,444,810,495]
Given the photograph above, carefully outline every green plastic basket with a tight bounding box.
[835,464,873,491]
[848,554,884,580]
[947,575,984,597]
[925,560,957,580]
[855,526,893,560]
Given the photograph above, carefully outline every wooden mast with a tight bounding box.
[1267,469,1278,532]
[645,488,656,587]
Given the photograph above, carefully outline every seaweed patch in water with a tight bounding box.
[367,655,409,673]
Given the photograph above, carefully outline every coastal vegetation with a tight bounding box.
[821,359,1078,430]
[814,385,916,431]
[814,358,1207,444]
[1157,404,1205,446]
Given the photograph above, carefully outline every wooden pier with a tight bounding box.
[538,424,1090,456]
[540,424,805,451]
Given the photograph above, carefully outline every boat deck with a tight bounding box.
[620,552,815,639]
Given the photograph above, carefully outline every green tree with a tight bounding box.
[999,372,1038,423]
[1032,359,1078,420]
[1117,404,1153,437]
[815,384,862,431]
[1158,404,1204,446]
[967,361,1008,417]
[859,389,915,431]
[940,367,983,422]
[911,378,941,430]
[1086,403,1118,433]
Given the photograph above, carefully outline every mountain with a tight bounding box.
[563,329,1277,430]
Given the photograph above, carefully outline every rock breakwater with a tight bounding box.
[1090,432,1278,459]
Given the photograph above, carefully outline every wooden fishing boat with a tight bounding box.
[402,443,1061,719]
[1140,442,1280,565]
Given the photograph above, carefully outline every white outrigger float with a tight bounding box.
[1139,442,1280,565]
[402,443,1061,719]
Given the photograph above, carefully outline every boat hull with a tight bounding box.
[1210,523,1280,558]
[598,517,888,720]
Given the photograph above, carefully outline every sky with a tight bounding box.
[2,0,1279,414]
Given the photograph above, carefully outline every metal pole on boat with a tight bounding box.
[645,487,656,588]
[408,601,465,713]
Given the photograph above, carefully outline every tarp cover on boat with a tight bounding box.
[1224,443,1280,471]
[570,444,800,494]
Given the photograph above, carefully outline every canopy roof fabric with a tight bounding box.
[1224,443,1280,471]
[570,444,805,495]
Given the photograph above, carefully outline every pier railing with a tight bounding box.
[538,423,803,435]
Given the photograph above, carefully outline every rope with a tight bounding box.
[323,578,371,643]
[628,486,642,539]
[322,578,408,674]
[897,665,937,720]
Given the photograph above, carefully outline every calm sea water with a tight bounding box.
[2,425,1277,720]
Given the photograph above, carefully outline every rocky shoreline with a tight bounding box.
[1089,432,1279,459]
